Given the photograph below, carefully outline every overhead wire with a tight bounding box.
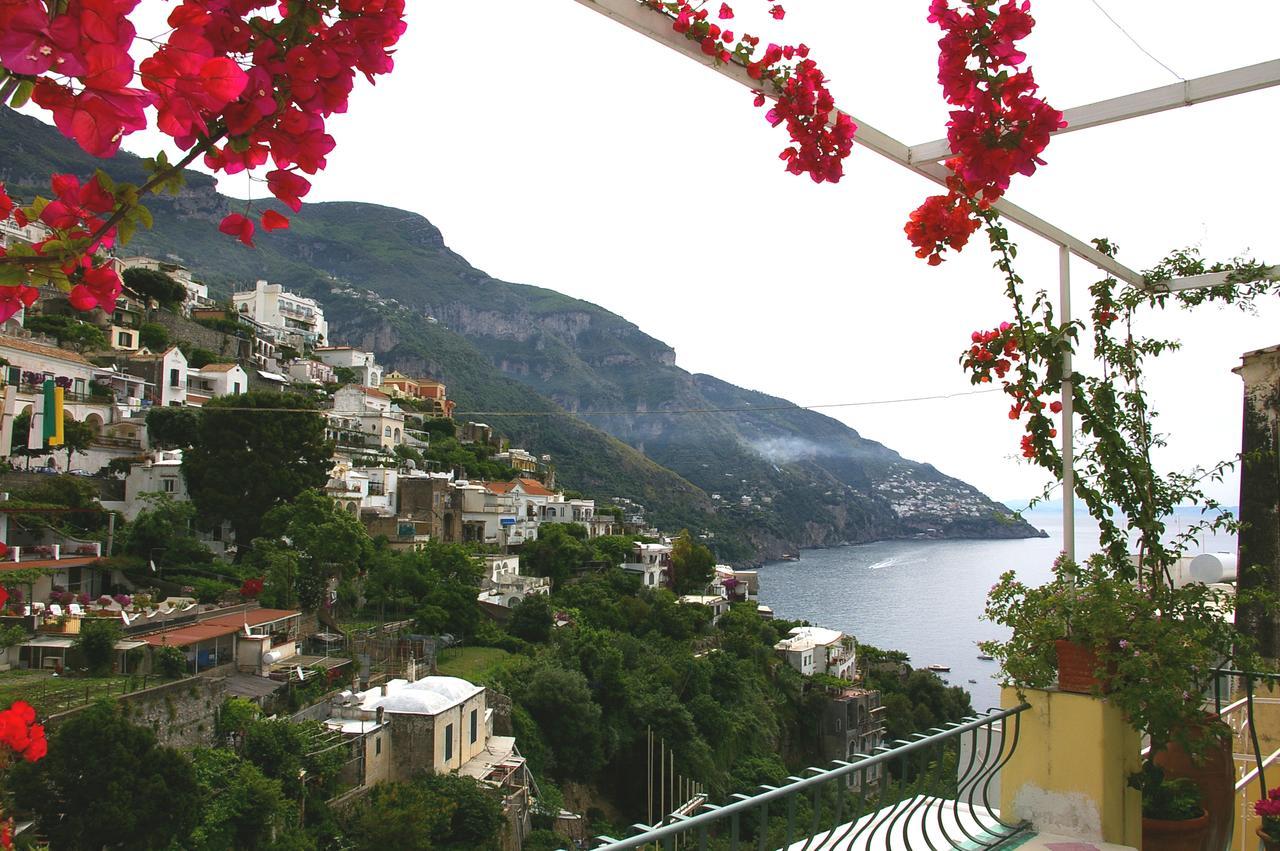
[104,387,1003,417]
[1085,0,1185,82]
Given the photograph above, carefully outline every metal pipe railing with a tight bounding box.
[576,704,1032,851]
[1212,667,1280,805]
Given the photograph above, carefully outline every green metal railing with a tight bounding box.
[577,704,1032,851]
[1212,667,1280,803]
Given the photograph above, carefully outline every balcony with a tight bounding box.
[578,705,1033,850]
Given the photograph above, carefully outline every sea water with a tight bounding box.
[756,507,1238,711]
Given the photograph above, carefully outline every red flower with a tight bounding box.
[0,286,41,324]
[0,184,12,221]
[718,3,733,19]
[218,213,255,247]
[266,169,310,212]
[769,5,785,20]
[261,210,290,231]
[1049,400,1063,414]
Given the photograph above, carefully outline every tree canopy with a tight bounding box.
[9,701,200,850]
[123,266,187,306]
[146,405,200,449]
[182,392,333,548]
[251,490,372,610]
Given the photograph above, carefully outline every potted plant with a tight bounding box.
[1128,761,1207,850]
[1255,786,1280,849]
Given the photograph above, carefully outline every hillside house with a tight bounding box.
[232,280,328,347]
[186,363,248,400]
[331,386,405,450]
[122,346,189,407]
[623,542,672,588]
[477,555,551,609]
[381,371,455,418]
[0,336,116,459]
[288,358,336,386]
[313,346,381,386]
[774,626,857,680]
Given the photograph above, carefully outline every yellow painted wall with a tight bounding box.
[1000,687,1144,847]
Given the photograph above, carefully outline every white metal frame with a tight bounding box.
[570,0,1280,557]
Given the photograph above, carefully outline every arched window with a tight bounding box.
[393,428,400,440]
[384,426,392,437]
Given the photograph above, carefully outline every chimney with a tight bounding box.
[376,707,384,725]
[380,683,388,696]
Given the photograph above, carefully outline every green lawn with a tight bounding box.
[0,670,138,717]
[434,647,511,683]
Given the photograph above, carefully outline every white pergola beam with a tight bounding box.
[568,0,1145,285]
[1147,266,1280,293]
[909,59,1280,164]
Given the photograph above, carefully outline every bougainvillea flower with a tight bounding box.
[266,169,310,211]
[769,5,785,20]
[0,184,12,221]
[218,213,255,246]
[718,3,733,19]
[261,209,289,230]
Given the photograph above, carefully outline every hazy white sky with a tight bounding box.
[117,1,1279,504]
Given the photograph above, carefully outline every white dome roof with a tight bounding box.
[361,676,483,716]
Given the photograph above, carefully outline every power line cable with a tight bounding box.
[1086,0,1185,82]
[107,387,1001,417]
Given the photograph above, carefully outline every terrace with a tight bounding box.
[548,3,1279,850]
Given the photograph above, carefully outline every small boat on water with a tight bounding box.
[927,664,950,673]
[968,679,977,684]
[977,654,994,661]
[780,553,800,561]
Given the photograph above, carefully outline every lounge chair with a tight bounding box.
[48,604,63,617]
[69,604,83,616]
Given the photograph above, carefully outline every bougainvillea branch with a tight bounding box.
[906,0,1065,264]
[962,222,1277,584]
[646,0,857,183]
[0,0,406,322]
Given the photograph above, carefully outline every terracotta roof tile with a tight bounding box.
[198,363,240,373]
[0,336,94,366]
[517,478,555,496]
[203,608,301,628]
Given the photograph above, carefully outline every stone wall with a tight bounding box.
[388,712,435,782]
[47,673,227,749]
[150,311,251,363]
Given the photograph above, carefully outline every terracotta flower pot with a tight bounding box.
[1055,639,1106,694]
[1154,717,1234,851]
[1142,809,1208,851]
[1258,827,1280,850]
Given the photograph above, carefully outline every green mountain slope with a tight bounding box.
[0,106,1041,562]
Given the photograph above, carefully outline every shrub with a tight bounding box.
[139,323,169,351]
[74,618,122,676]
[156,645,187,679]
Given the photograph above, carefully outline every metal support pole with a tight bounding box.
[1059,245,1076,563]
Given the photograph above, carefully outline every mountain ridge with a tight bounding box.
[0,106,1043,562]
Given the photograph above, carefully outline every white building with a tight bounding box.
[117,450,187,520]
[476,555,552,609]
[775,626,857,680]
[288,358,336,386]
[186,363,249,402]
[332,386,405,451]
[232,280,328,347]
[0,336,117,461]
[623,541,672,588]
[313,346,381,387]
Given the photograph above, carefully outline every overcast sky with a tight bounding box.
[113,1,1278,505]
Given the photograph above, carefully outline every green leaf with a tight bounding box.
[135,203,154,231]
[8,80,34,109]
